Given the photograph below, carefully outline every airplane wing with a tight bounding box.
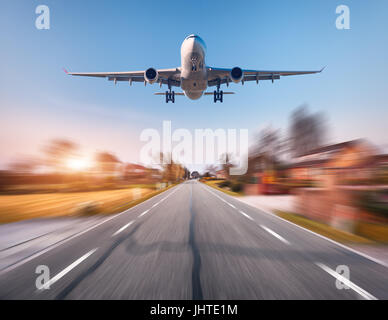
[65,68,182,87]
[207,67,324,87]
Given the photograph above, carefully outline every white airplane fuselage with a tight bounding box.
[180,35,208,100]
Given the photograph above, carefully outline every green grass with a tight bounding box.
[275,210,374,244]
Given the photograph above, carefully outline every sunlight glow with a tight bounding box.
[66,157,92,171]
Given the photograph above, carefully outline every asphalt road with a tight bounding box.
[0,181,387,300]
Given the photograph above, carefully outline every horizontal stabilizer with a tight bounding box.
[154,92,185,96]
[204,92,235,95]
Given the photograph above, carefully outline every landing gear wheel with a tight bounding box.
[166,90,176,104]
[214,89,224,103]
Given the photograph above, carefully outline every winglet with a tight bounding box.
[63,68,69,75]
[320,66,327,73]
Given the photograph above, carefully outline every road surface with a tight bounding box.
[0,181,387,300]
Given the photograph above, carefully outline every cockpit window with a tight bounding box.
[186,35,197,40]
[185,35,207,51]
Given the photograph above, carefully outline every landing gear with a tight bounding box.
[214,80,223,103]
[214,90,223,103]
[166,90,175,103]
[165,80,175,103]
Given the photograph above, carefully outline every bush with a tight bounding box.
[231,183,243,193]
[356,190,388,219]
[218,181,231,188]
[71,201,102,216]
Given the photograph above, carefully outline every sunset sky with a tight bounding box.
[1,0,388,172]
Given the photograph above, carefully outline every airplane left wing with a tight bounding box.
[207,67,324,87]
[65,68,182,87]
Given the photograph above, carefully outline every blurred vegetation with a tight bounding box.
[0,137,190,223]
[356,189,388,219]
[0,183,179,224]
[275,211,373,244]
[355,222,388,243]
[202,179,243,197]
[0,180,159,195]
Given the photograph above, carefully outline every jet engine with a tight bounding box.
[230,67,244,83]
[145,68,159,84]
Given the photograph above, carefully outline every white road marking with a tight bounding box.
[39,248,98,290]
[228,203,236,209]
[260,225,290,245]
[137,185,183,219]
[316,263,378,300]
[138,210,150,218]
[112,221,134,237]
[239,211,254,221]
[206,188,229,204]
[204,186,256,222]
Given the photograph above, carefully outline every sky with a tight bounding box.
[0,0,388,172]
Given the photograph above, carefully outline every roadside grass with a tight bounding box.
[355,222,388,243]
[275,210,374,244]
[107,184,179,215]
[0,183,159,195]
[0,184,178,224]
[203,180,243,197]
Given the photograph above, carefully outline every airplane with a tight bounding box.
[65,34,323,103]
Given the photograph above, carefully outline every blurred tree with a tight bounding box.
[8,158,38,174]
[184,167,191,180]
[160,153,185,182]
[95,152,121,176]
[288,105,327,158]
[44,139,78,172]
[220,153,234,180]
[205,165,218,177]
[256,126,284,164]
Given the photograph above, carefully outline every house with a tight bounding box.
[288,139,378,187]
[241,154,284,195]
[216,169,227,180]
[122,164,163,183]
[289,140,388,229]
[244,139,381,195]
[123,164,147,181]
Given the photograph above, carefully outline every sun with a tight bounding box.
[66,157,92,171]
